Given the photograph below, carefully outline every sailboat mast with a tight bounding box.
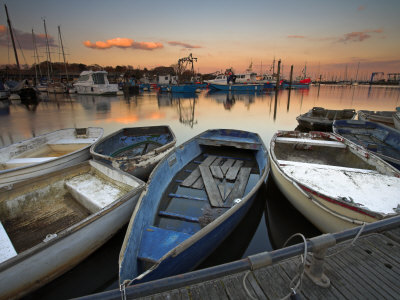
[31,29,38,82]
[58,25,69,83]
[43,18,53,81]
[4,4,20,75]
[355,62,360,82]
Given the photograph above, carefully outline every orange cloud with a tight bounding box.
[168,41,202,49]
[84,38,163,50]
[358,5,366,11]
[0,25,6,33]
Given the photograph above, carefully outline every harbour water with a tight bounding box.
[1,85,398,299]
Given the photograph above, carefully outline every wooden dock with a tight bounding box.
[80,223,400,300]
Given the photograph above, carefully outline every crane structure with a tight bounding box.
[177,53,197,82]
[369,72,384,83]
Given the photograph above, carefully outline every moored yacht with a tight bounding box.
[73,70,118,95]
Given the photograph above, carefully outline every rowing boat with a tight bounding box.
[296,107,356,131]
[270,131,400,233]
[0,160,145,299]
[119,129,269,286]
[90,126,176,180]
[0,127,103,188]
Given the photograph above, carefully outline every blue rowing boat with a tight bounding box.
[158,84,198,93]
[119,129,270,287]
[333,120,400,170]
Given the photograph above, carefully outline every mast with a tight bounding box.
[58,25,69,83]
[4,4,20,77]
[31,29,38,83]
[43,18,53,82]
[355,62,360,82]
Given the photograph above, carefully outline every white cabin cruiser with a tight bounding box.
[73,71,118,95]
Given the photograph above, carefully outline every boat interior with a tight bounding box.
[273,136,376,170]
[334,125,400,162]
[92,127,174,158]
[136,145,261,273]
[0,162,134,259]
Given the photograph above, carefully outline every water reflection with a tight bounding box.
[176,96,197,128]
[206,90,260,110]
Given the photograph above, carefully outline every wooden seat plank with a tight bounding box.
[221,159,235,174]
[192,177,204,189]
[181,168,201,187]
[226,167,252,206]
[225,161,244,181]
[210,166,224,179]
[199,165,224,207]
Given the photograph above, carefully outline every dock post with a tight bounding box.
[289,65,293,89]
[305,234,336,288]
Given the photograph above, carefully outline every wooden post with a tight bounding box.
[289,65,293,89]
[275,59,281,91]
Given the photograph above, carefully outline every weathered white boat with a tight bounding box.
[90,126,176,180]
[0,127,103,188]
[270,131,400,233]
[296,107,356,131]
[394,111,400,130]
[0,160,145,299]
[73,70,118,95]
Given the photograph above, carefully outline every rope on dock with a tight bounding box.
[326,222,366,258]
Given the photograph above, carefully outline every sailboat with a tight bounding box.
[4,4,40,103]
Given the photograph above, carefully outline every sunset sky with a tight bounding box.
[1,0,399,79]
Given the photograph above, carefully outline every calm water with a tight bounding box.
[2,85,398,299]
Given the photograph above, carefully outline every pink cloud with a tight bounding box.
[0,25,56,50]
[168,41,202,49]
[338,29,383,43]
[287,35,306,39]
[358,5,366,11]
[84,38,163,50]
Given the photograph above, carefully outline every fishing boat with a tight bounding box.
[270,131,400,233]
[0,127,103,188]
[0,160,145,299]
[73,70,118,95]
[208,82,266,92]
[90,126,176,180]
[333,120,400,170]
[0,81,10,100]
[296,107,357,131]
[358,110,396,127]
[119,129,269,287]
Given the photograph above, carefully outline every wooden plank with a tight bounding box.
[211,157,223,166]
[221,159,235,174]
[222,274,251,300]
[199,165,224,207]
[218,183,233,200]
[245,272,267,300]
[225,167,251,205]
[192,177,204,189]
[204,280,229,300]
[201,155,217,166]
[225,161,243,181]
[210,166,224,179]
[275,137,346,148]
[181,168,201,187]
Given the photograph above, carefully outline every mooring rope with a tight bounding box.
[326,222,366,258]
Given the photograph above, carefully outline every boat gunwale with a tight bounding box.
[270,130,400,220]
[119,128,270,285]
[0,159,145,272]
[90,126,176,163]
[0,127,104,174]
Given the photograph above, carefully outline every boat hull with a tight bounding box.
[0,161,145,299]
[209,83,266,92]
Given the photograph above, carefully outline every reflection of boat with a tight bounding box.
[73,71,118,95]
[119,129,270,286]
[0,160,145,299]
[0,127,104,188]
[270,131,400,233]
[296,107,356,131]
[90,126,176,180]
[333,120,400,170]
[209,82,266,92]
[0,81,10,100]
[358,110,396,128]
